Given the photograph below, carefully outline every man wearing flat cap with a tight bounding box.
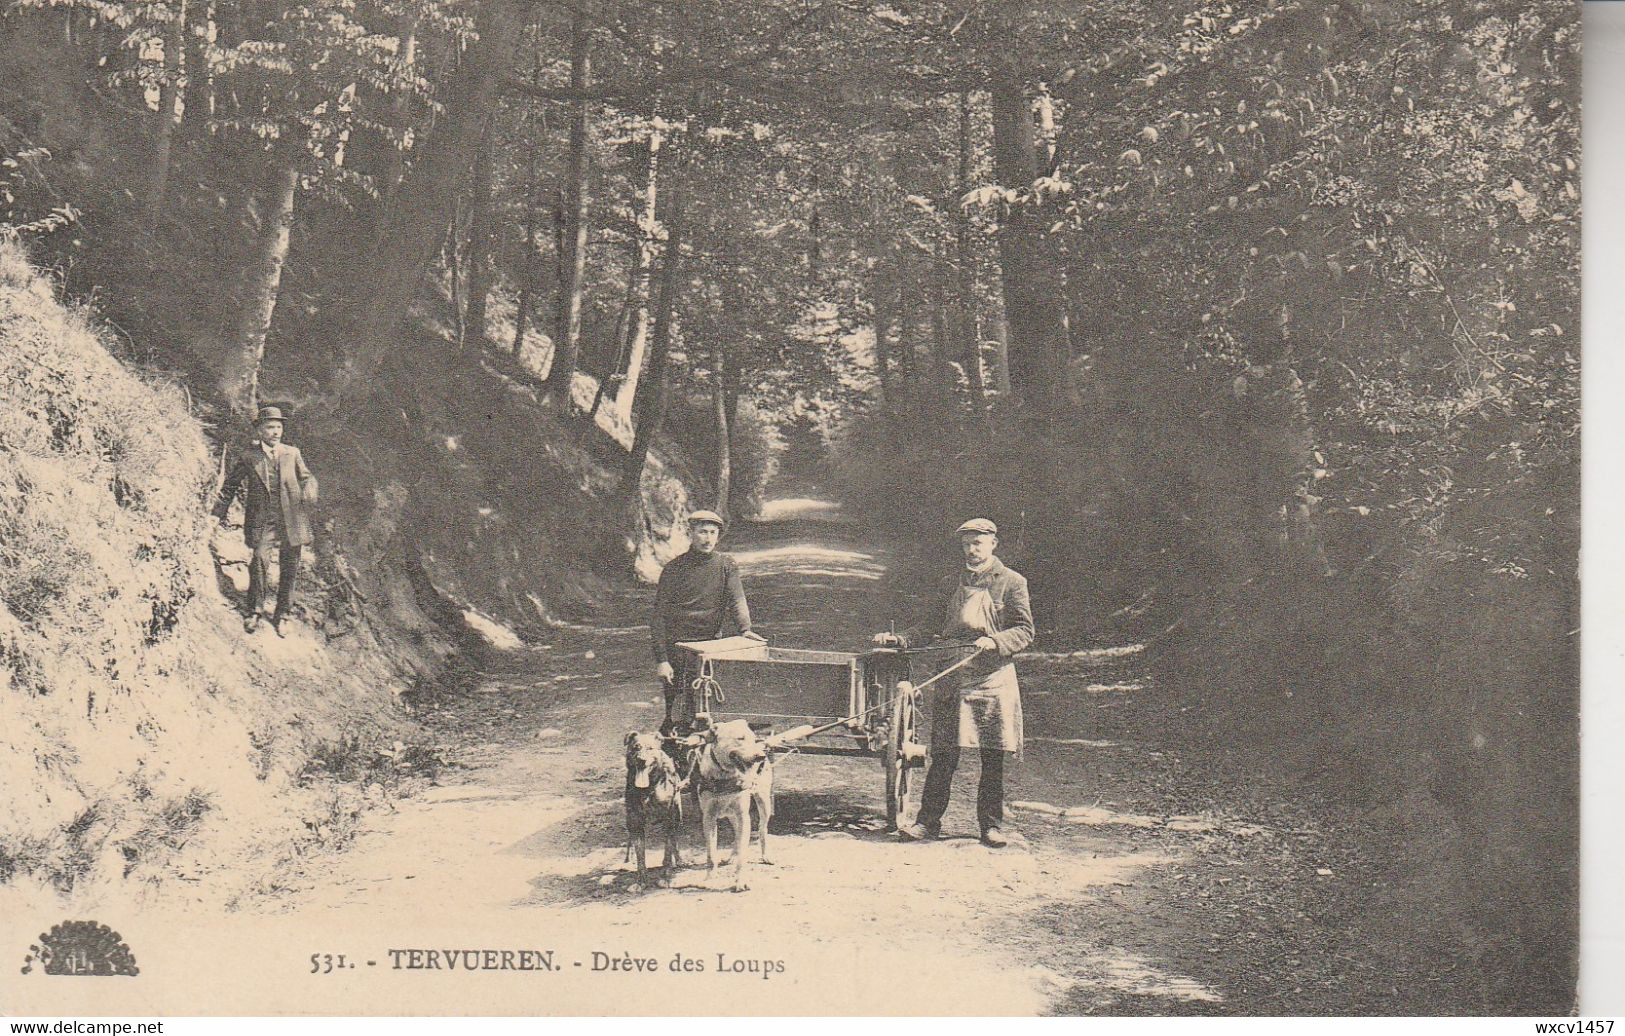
[651,509,763,733]
[874,517,1033,847]
[214,405,319,636]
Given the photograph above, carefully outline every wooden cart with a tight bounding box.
[671,636,957,831]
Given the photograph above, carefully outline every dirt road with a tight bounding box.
[253,498,1471,1016]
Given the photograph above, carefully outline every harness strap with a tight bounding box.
[694,743,759,793]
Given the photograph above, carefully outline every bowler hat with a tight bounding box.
[956,517,998,536]
[688,509,727,529]
[255,405,287,425]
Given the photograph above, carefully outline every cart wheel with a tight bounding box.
[884,685,921,832]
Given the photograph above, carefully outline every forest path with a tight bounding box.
[261,497,1454,1016]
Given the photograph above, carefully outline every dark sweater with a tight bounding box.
[650,549,752,663]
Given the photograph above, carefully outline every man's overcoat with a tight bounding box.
[899,557,1034,753]
[215,444,319,547]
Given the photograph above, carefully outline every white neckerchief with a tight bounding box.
[964,556,996,577]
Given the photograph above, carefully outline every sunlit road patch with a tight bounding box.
[730,543,885,579]
[753,497,847,521]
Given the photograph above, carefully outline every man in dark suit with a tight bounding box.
[214,405,319,635]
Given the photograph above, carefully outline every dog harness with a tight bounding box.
[695,744,765,794]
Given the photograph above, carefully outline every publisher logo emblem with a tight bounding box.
[21,921,139,976]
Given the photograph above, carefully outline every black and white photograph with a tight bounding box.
[0,0,1598,1020]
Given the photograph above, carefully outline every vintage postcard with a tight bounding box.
[0,0,1595,1019]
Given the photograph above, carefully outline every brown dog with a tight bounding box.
[624,732,685,886]
[693,717,774,891]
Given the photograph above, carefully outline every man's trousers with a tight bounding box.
[917,692,1007,833]
[248,526,301,620]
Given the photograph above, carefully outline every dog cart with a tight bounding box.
[670,636,975,831]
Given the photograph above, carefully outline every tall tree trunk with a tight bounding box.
[723,331,742,429]
[624,177,687,492]
[718,270,746,433]
[445,202,465,346]
[1035,82,1058,173]
[956,88,987,404]
[544,12,592,408]
[806,171,822,275]
[512,68,545,357]
[149,0,187,225]
[580,310,623,429]
[383,15,418,195]
[223,158,298,415]
[992,306,1013,398]
[1034,82,1074,362]
[547,187,567,373]
[712,338,731,517]
[581,300,630,430]
[895,246,916,416]
[183,0,215,133]
[511,201,537,358]
[930,244,955,413]
[989,73,1069,421]
[613,110,662,422]
[332,84,355,170]
[866,253,892,410]
[343,0,525,392]
[461,114,498,348]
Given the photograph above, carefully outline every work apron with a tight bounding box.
[933,582,1023,754]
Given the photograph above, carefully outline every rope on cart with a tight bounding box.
[689,657,725,707]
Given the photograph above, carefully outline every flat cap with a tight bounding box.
[255,405,287,424]
[956,517,998,536]
[688,509,727,528]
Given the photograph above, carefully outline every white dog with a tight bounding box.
[692,716,775,891]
